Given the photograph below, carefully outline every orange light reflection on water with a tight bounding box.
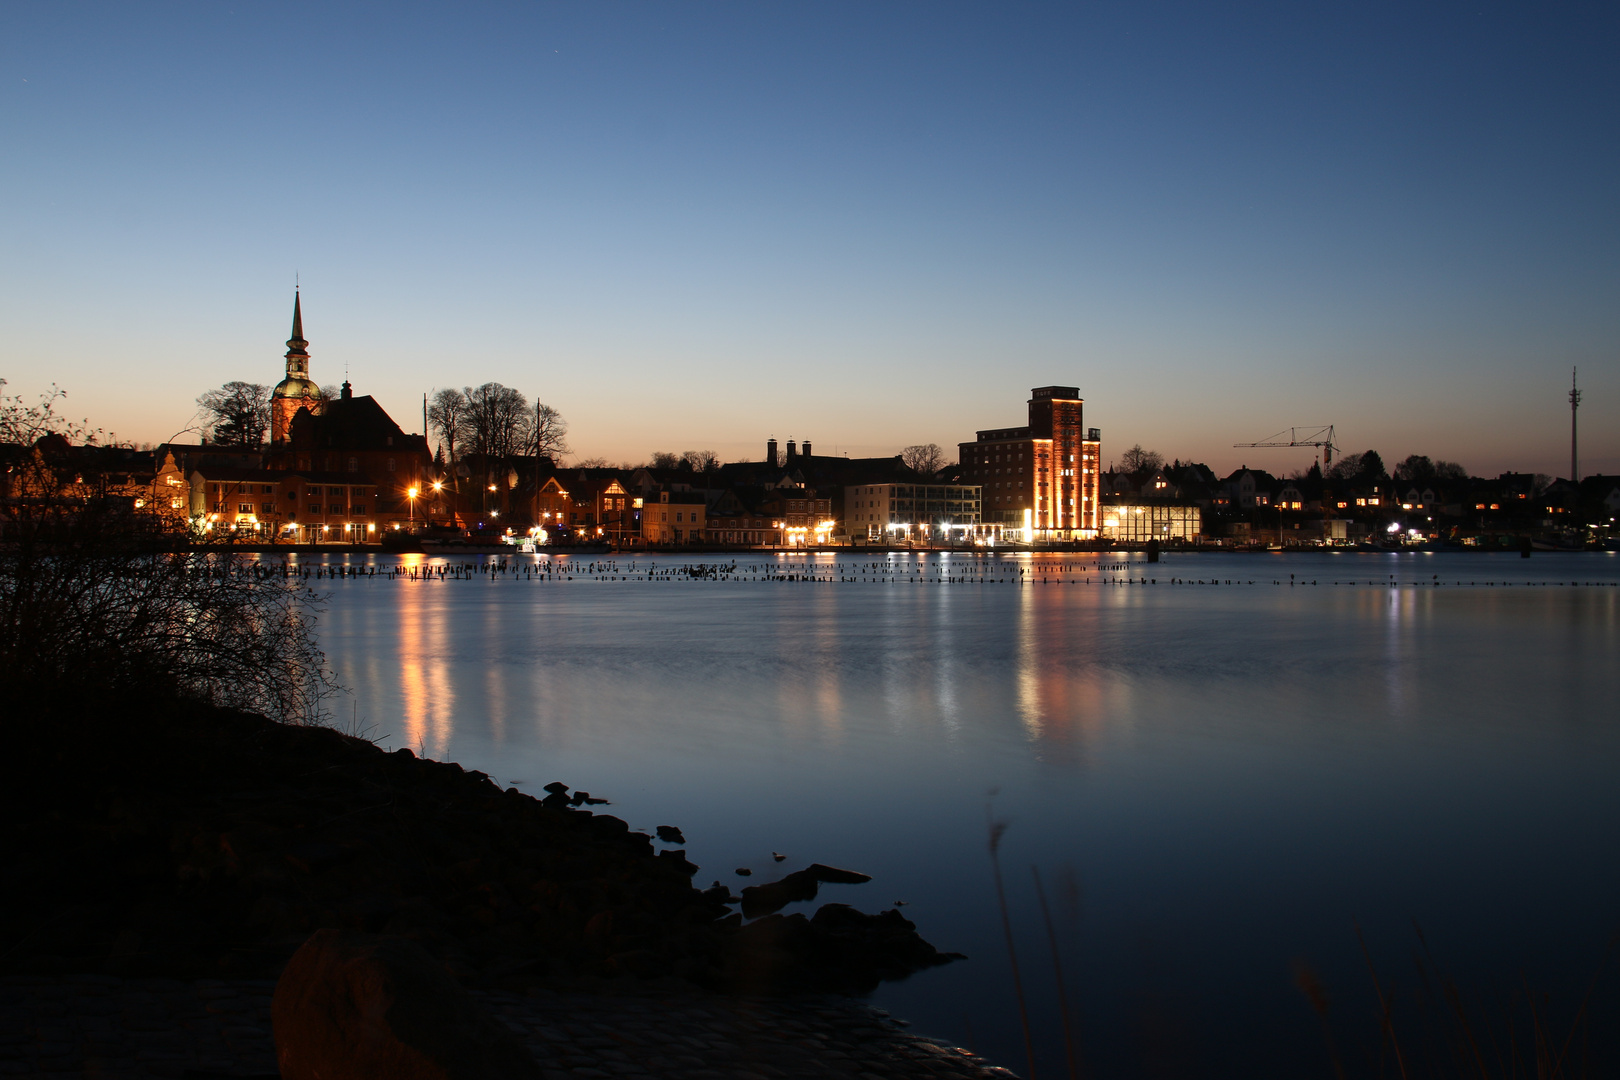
[397,555,455,758]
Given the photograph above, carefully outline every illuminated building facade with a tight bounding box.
[958,386,1101,538]
[1098,503,1201,543]
[842,483,982,541]
[186,466,380,542]
[642,490,708,545]
[759,487,834,546]
[705,490,782,546]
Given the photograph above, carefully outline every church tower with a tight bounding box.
[271,291,319,445]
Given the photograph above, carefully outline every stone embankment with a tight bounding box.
[4,698,983,1078]
[0,973,1016,1080]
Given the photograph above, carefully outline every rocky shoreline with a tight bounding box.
[4,697,959,999]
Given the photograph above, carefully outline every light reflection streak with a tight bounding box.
[810,586,844,741]
[398,574,455,758]
[1015,578,1042,740]
[933,584,960,731]
[1384,585,1415,719]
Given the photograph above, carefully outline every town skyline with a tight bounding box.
[5,3,1617,477]
[10,288,1606,483]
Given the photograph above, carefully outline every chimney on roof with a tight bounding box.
[341,380,352,400]
[801,440,811,459]
[786,439,797,463]
[766,438,778,467]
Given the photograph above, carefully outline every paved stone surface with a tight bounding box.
[0,976,1016,1080]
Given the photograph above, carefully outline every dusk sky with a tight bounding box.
[4,2,1616,477]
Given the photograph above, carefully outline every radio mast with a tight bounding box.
[1569,367,1581,481]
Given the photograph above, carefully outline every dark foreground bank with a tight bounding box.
[2,697,958,998]
[1,972,1020,1080]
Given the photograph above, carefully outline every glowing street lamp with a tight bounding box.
[407,486,419,528]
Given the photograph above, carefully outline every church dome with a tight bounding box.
[274,376,319,399]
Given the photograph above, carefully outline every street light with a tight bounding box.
[407,486,419,529]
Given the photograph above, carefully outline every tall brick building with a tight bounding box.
[958,386,1101,538]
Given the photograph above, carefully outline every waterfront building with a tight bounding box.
[186,466,380,542]
[1223,467,1277,509]
[533,475,574,534]
[841,482,981,542]
[0,441,193,538]
[758,486,834,546]
[642,489,708,545]
[704,488,784,547]
[560,470,642,543]
[1097,502,1202,543]
[958,386,1101,539]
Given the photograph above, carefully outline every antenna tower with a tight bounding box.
[1569,367,1581,481]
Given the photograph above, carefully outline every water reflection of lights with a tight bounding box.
[1016,581,1042,740]
[398,556,455,758]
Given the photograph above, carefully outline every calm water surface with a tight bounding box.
[296,550,1620,1078]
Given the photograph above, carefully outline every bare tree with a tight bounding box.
[461,383,530,461]
[2,387,334,726]
[197,382,271,447]
[650,452,681,470]
[901,443,946,475]
[0,380,95,446]
[573,457,609,469]
[427,388,469,467]
[682,450,719,474]
[1119,445,1163,474]
[530,402,570,464]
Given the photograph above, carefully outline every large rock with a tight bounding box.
[739,862,874,918]
[273,928,541,1080]
[722,903,962,995]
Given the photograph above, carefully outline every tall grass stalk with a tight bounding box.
[1336,925,1616,1079]
[1031,865,1079,1080]
[988,811,1036,1080]
[1357,923,1411,1080]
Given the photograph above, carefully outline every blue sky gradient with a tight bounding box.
[4,2,1616,475]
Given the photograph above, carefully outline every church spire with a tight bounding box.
[286,290,309,369]
[271,290,318,446]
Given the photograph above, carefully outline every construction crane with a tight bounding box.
[1234,425,1337,468]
